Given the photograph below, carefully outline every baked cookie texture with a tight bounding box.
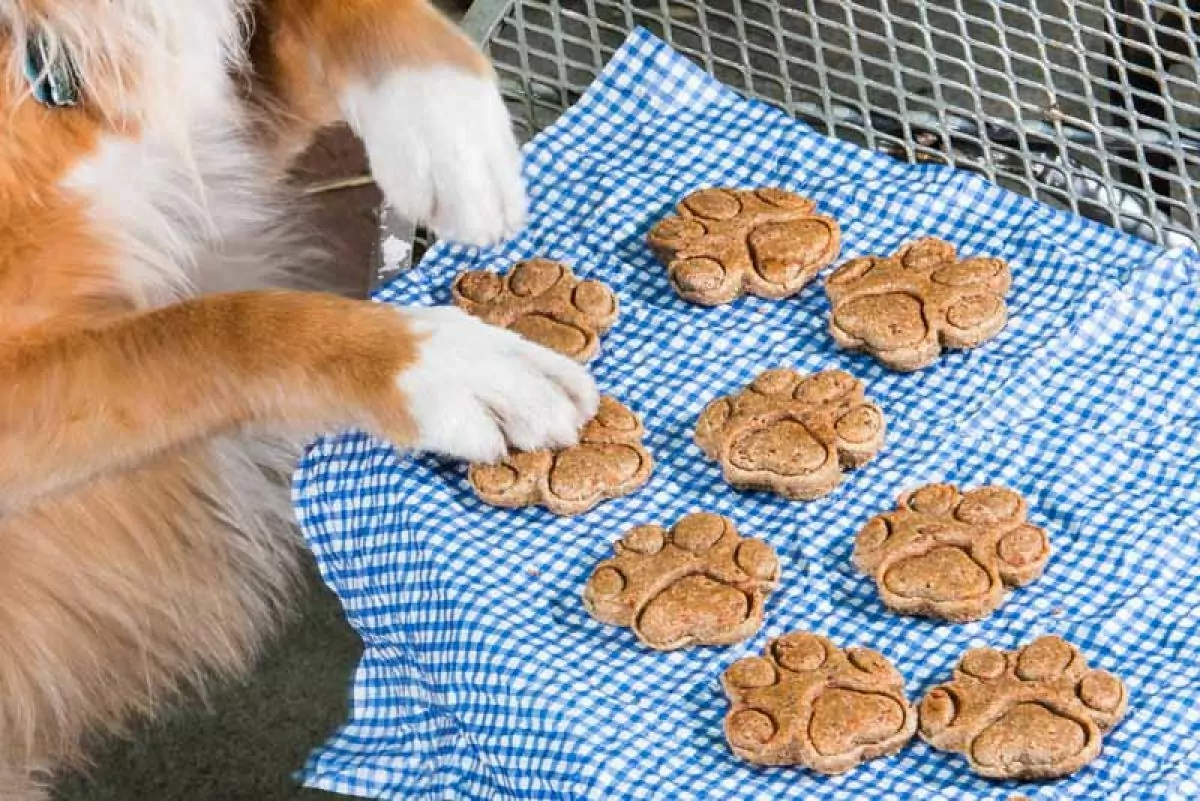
[852,484,1051,622]
[468,396,653,516]
[582,513,780,650]
[452,259,619,363]
[825,237,1012,371]
[722,631,917,774]
[647,187,841,305]
[920,635,1128,780]
[695,369,884,500]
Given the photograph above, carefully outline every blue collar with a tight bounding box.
[24,30,80,108]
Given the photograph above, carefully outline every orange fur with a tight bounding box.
[248,0,489,162]
[0,42,131,336]
[0,2,502,798]
[0,291,426,509]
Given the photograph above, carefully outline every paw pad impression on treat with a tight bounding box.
[920,635,1128,780]
[647,187,841,305]
[722,631,917,774]
[468,396,653,516]
[695,368,884,500]
[582,512,780,650]
[852,484,1051,622]
[452,258,619,362]
[825,237,1012,371]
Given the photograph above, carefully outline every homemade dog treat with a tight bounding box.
[852,484,1051,622]
[452,258,619,362]
[469,396,653,516]
[695,369,884,500]
[722,631,918,774]
[582,513,780,650]
[825,237,1012,371]
[920,635,1128,780]
[647,187,841,305]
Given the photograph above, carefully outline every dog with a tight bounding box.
[0,2,598,797]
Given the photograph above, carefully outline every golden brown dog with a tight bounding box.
[0,2,596,797]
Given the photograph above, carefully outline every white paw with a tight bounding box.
[396,307,600,463]
[342,67,527,247]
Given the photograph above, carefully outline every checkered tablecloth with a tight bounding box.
[293,28,1200,800]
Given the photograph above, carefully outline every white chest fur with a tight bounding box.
[63,117,300,307]
[56,0,301,307]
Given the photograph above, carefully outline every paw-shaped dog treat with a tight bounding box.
[468,396,653,516]
[647,188,841,305]
[452,259,619,362]
[852,484,1051,622]
[722,631,918,774]
[582,513,780,650]
[919,635,1128,779]
[695,369,884,500]
[825,237,1012,371]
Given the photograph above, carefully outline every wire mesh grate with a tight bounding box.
[471,0,1199,251]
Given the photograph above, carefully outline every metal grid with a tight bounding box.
[377,1,1198,282]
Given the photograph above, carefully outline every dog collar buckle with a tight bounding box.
[24,30,80,108]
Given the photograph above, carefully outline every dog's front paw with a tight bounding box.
[394,307,598,463]
[342,67,527,247]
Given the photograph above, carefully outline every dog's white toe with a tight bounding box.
[342,67,527,247]
[396,307,599,462]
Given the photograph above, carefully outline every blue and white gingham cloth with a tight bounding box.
[294,29,1200,800]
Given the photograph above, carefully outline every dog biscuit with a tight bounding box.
[453,259,618,362]
[826,237,1011,371]
[919,635,1127,779]
[723,631,918,774]
[469,396,652,516]
[648,187,840,305]
[583,513,780,650]
[853,484,1051,622]
[695,369,884,500]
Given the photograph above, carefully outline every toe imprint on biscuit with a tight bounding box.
[582,513,779,650]
[452,259,619,362]
[825,237,1011,371]
[648,188,840,305]
[722,632,917,774]
[919,636,1127,780]
[852,484,1051,622]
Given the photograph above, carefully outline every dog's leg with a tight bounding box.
[254,0,525,245]
[0,292,596,513]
